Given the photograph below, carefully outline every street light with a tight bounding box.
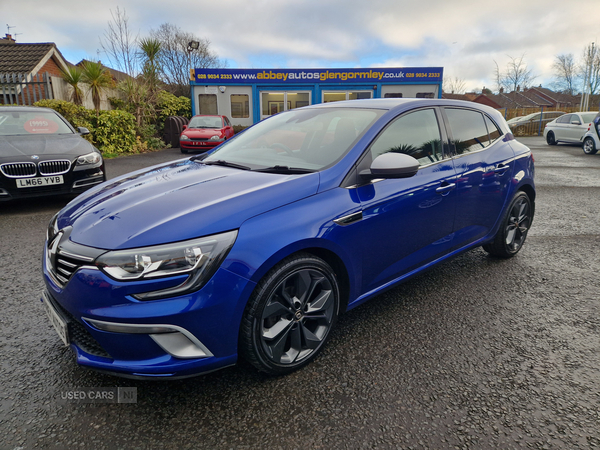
[187,41,200,82]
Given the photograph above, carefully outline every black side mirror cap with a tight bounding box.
[78,127,90,136]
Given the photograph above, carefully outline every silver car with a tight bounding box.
[544,112,598,145]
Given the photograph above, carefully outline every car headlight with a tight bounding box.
[209,135,224,142]
[180,134,190,141]
[95,230,237,300]
[76,152,102,166]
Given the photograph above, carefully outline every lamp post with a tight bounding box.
[187,40,200,80]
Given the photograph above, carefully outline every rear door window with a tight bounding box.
[444,108,490,155]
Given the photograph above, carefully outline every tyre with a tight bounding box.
[240,253,340,375]
[180,147,188,154]
[483,192,533,258]
[546,131,557,145]
[583,137,598,155]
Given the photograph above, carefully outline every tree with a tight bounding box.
[580,43,600,96]
[60,66,84,105]
[150,23,224,96]
[99,7,138,77]
[552,53,577,95]
[81,61,114,113]
[443,76,466,95]
[495,54,536,92]
[138,37,162,100]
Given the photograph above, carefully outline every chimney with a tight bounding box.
[1,33,16,44]
[500,87,504,94]
[516,85,520,92]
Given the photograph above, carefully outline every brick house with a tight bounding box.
[0,34,71,104]
[0,34,125,109]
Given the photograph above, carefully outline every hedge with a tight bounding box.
[34,99,137,154]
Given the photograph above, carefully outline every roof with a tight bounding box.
[76,59,131,82]
[0,42,69,74]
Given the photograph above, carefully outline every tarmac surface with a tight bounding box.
[1,137,599,449]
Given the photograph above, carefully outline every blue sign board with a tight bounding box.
[192,67,443,84]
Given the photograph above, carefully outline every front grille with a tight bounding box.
[46,291,112,359]
[39,159,71,175]
[0,162,37,178]
[52,249,93,286]
[190,138,209,142]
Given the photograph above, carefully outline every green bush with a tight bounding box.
[156,90,191,133]
[90,110,137,154]
[34,99,137,154]
[34,99,94,138]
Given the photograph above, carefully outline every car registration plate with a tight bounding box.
[43,292,69,346]
[17,175,64,188]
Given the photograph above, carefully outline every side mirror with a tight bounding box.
[182,125,188,130]
[77,127,90,136]
[360,152,420,179]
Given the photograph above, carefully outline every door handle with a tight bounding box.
[436,182,456,196]
[494,164,510,175]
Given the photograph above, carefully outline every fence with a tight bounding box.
[0,72,53,105]
[498,106,596,137]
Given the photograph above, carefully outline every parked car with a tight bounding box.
[179,114,235,153]
[0,106,105,201]
[582,125,600,155]
[506,116,524,125]
[509,111,565,135]
[42,99,535,379]
[543,112,598,145]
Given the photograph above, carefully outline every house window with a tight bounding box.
[230,94,249,118]
[198,94,217,115]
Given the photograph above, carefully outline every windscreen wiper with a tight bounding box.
[200,160,251,170]
[254,165,315,174]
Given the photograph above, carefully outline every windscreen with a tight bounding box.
[188,116,224,129]
[0,110,74,136]
[203,108,383,171]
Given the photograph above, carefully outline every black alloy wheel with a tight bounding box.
[546,131,557,145]
[483,191,533,258]
[240,253,340,375]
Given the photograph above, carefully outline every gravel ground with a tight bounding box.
[0,137,599,449]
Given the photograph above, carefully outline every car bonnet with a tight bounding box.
[57,159,320,250]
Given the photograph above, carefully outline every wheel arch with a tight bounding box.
[518,182,536,219]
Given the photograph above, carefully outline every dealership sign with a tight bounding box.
[192,68,443,84]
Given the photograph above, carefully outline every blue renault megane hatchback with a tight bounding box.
[42,99,535,378]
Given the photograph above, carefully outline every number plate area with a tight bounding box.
[43,293,69,346]
[17,175,64,188]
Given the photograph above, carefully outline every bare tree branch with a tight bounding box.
[150,23,225,96]
[99,7,138,77]
[580,43,600,96]
[495,54,536,93]
[443,76,467,94]
[552,53,577,94]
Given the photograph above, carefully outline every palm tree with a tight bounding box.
[59,66,84,105]
[138,38,162,101]
[81,61,114,113]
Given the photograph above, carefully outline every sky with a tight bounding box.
[1,0,598,93]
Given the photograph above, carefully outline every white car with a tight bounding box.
[544,112,598,146]
[582,126,599,155]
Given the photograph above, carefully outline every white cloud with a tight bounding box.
[2,0,598,92]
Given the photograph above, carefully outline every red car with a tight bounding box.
[179,115,235,153]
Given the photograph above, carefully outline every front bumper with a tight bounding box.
[0,166,105,201]
[42,250,255,378]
